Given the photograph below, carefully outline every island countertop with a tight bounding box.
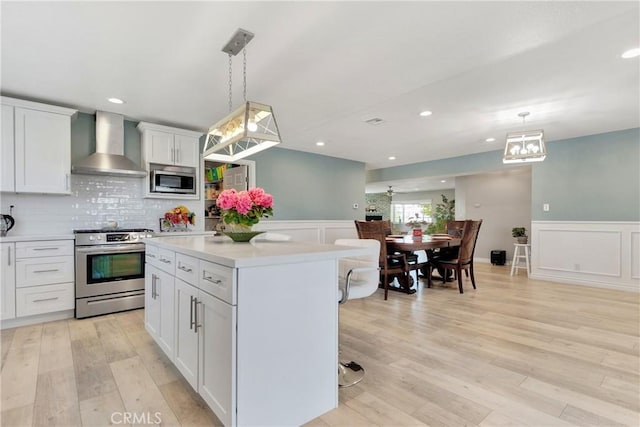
[146,235,369,268]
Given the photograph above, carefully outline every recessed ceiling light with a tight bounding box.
[315,141,325,146]
[485,137,496,142]
[388,156,396,160]
[108,98,125,104]
[440,180,446,183]
[621,48,640,59]
[419,110,433,117]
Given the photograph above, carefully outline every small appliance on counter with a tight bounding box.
[1,205,15,237]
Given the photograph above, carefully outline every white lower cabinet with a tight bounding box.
[13,239,74,318]
[145,240,338,426]
[196,287,235,425]
[15,283,74,317]
[1,243,16,320]
[174,278,199,387]
[174,278,236,426]
[145,264,174,359]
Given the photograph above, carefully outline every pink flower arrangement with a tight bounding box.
[216,187,273,228]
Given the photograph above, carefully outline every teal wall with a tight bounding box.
[531,128,640,221]
[366,150,512,183]
[249,147,366,220]
[368,127,640,223]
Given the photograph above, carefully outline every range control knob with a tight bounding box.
[131,233,138,240]
[96,235,102,240]
[89,235,95,241]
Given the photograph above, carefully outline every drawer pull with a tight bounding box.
[202,274,222,285]
[33,269,60,273]
[147,253,157,258]
[33,297,59,303]
[33,247,59,251]
[159,258,171,264]
[178,265,193,273]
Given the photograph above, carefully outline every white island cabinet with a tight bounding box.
[144,236,369,427]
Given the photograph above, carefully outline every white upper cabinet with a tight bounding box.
[138,122,201,168]
[1,105,15,192]
[1,97,76,194]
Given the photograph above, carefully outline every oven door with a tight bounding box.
[75,243,146,298]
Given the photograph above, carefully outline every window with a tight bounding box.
[391,202,433,225]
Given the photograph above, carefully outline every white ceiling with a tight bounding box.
[2,1,639,193]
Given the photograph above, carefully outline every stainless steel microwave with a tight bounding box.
[150,169,196,194]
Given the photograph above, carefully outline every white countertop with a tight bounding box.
[147,235,370,268]
[0,234,75,243]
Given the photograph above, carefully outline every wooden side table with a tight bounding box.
[510,243,531,277]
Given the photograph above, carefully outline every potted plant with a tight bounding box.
[426,194,455,235]
[512,227,528,244]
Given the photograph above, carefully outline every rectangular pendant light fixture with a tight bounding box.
[503,129,546,164]
[204,101,281,162]
[203,28,281,163]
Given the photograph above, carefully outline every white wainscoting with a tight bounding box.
[530,221,640,292]
[254,220,358,243]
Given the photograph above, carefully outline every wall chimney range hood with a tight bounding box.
[72,111,147,177]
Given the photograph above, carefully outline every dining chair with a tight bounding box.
[354,220,410,300]
[427,219,483,293]
[372,219,423,287]
[429,219,465,280]
[334,238,380,386]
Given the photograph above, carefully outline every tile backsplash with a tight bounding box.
[0,175,202,235]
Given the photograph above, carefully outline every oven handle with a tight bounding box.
[75,244,146,255]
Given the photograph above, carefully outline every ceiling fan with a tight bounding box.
[386,185,409,198]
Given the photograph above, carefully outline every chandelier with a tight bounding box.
[203,29,281,162]
[503,112,546,164]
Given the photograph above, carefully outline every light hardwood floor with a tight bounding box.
[1,264,639,426]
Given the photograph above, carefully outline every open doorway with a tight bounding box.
[202,159,256,231]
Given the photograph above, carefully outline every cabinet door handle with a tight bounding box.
[33,247,59,251]
[147,253,157,259]
[202,274,222,285]
[66,174,70,190]
[194,298,201,333]
[7,246,11,267]
[33,297,59,303]
[189,295,195,330]
[151,274,157,299]
[159,258,171,264]
[33,269,59,273]
[178,264,193,273]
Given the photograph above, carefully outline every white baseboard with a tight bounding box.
[1,309,74,329]
[529,273,639,292]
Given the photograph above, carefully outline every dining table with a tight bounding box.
[384,234,461,293]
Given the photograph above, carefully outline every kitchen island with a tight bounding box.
[144,235,369,427]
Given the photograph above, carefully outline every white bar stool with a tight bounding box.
[510,243,531,277]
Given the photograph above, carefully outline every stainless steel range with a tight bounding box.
[74,228,153,318]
